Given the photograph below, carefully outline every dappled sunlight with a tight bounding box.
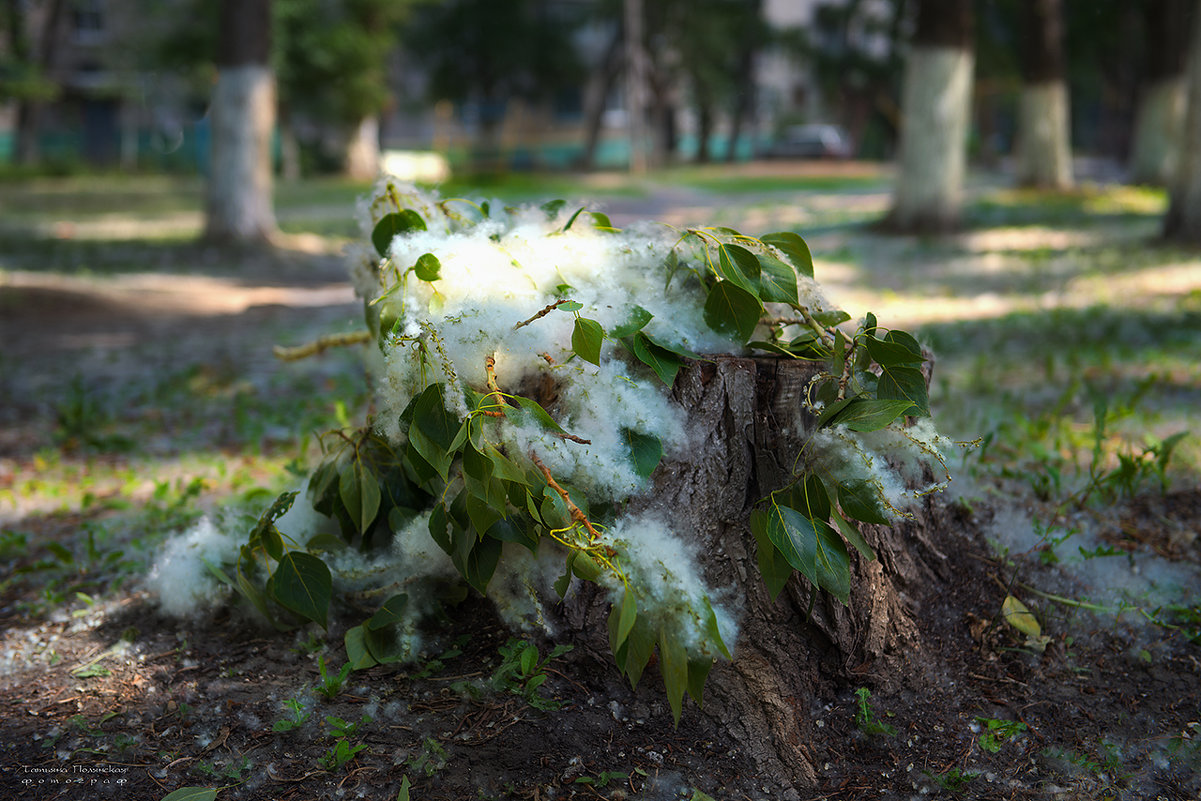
[955,225,1107,253]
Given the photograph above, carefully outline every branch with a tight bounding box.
[530,453,600,541]
[273,331,371,361]
[514,299,568,330]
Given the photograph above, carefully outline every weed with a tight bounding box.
[574,770,628,789]
[318,738,368,771]
[406,736,449,777]
[410,635,469,679]
[271,697,311,732]
[315,655,352,700]
[853,688,897,737]
[324,713,370,739]
[975,717,1026,752]
[926,767,980,793]
[486,638,573,711]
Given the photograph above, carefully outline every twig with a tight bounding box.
[530,453,600,540]
[480,356,506,417]
[273,330,371,361]
[514,299,568,330]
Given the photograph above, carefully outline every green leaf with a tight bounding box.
[760,231,813,278]
[812,309,851,327]
[626,333,683,386]
[839,479,891,525]
[345,625,379,670]
[261,526,284,561]
[540,199,567,218]
[703,281,763,344]
[765,501,819,588]
[397,776,412,801]
[590,211,614,230]
[756,254,800,304]
[832,508,876,561]
[811,519,851,603]
[702,596,732,659]
[160,789,219,801]
[747,340,798,358]
[621,616,656,688]
[411,383,461,449]
[610,305,653,338]
[615,585,637,648]
[488,515,539,552]
[372,210,426,257]
[865,335,924,366]
[506,394,566,434]
[414,252,441,282]
[641,330,703,360]
[876,364,930,417]
[716,243,761,293]
[271,552,332,628]
[798,473,832,521]
[462,536,502,594]
[339,459,381,535]
[572,317,605,366]
[750,508,792,600]
[621,429,662,478]
[367,594,410,630]
[822,398,916,432]
[660,626,689,726]
[686,656,712,707]
[557,300,584,312]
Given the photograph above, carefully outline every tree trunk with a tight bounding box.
[1015,0,1072,189]
[1016,82,1073,189]
[11,0,65,166]
[205,0,276,245]
[578,30,622,171]
[888,0,973,233]
[563,357,948,795]
[1130,78,1186,185]
[1164,3,1201,243]
[344,115,381,180]
[1130,0,1192,185]
[889,46,974,232]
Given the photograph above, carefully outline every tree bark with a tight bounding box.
[204,0,276,245]
[11,0,64,166]
[1130,0,1192,185]
[889,46,974,232]
[888,0,973,233]
[1164,3,1201,243]
[1015,0,1072,189]
[564,357,948,794]
[344,115,381,180]
[578,30,623,171]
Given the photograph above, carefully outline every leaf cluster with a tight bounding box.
[219,187,948,724]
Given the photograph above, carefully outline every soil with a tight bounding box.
[2,228,1200,801]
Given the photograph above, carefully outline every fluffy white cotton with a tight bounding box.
[145,516,241,617]
[598,512,739,656]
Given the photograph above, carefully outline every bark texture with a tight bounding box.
[1130,78,1186,185]
[1164,6,1201,243]
[1016,82,1073,189]
[565,358,948,794]
[204,65,277,244]
[890,46,974,232]
[344,116,381,180]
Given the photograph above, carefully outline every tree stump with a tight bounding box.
[565,357,951,795]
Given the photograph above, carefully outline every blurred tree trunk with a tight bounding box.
[10,0,64,166]
[1015,0,1072,189]
[344,115,380,180]
[1130,0,1191,185]
[578,29,622,171]
[563,357,951,796]
[1164,4,1201,243]
[723,0,760,163]
[888,0,973,232]
[204,0,276,245]
[694,93,713,163]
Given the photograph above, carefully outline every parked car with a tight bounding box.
[764,124,853,159]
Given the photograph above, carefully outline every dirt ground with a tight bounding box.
[1,186,1200,800]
